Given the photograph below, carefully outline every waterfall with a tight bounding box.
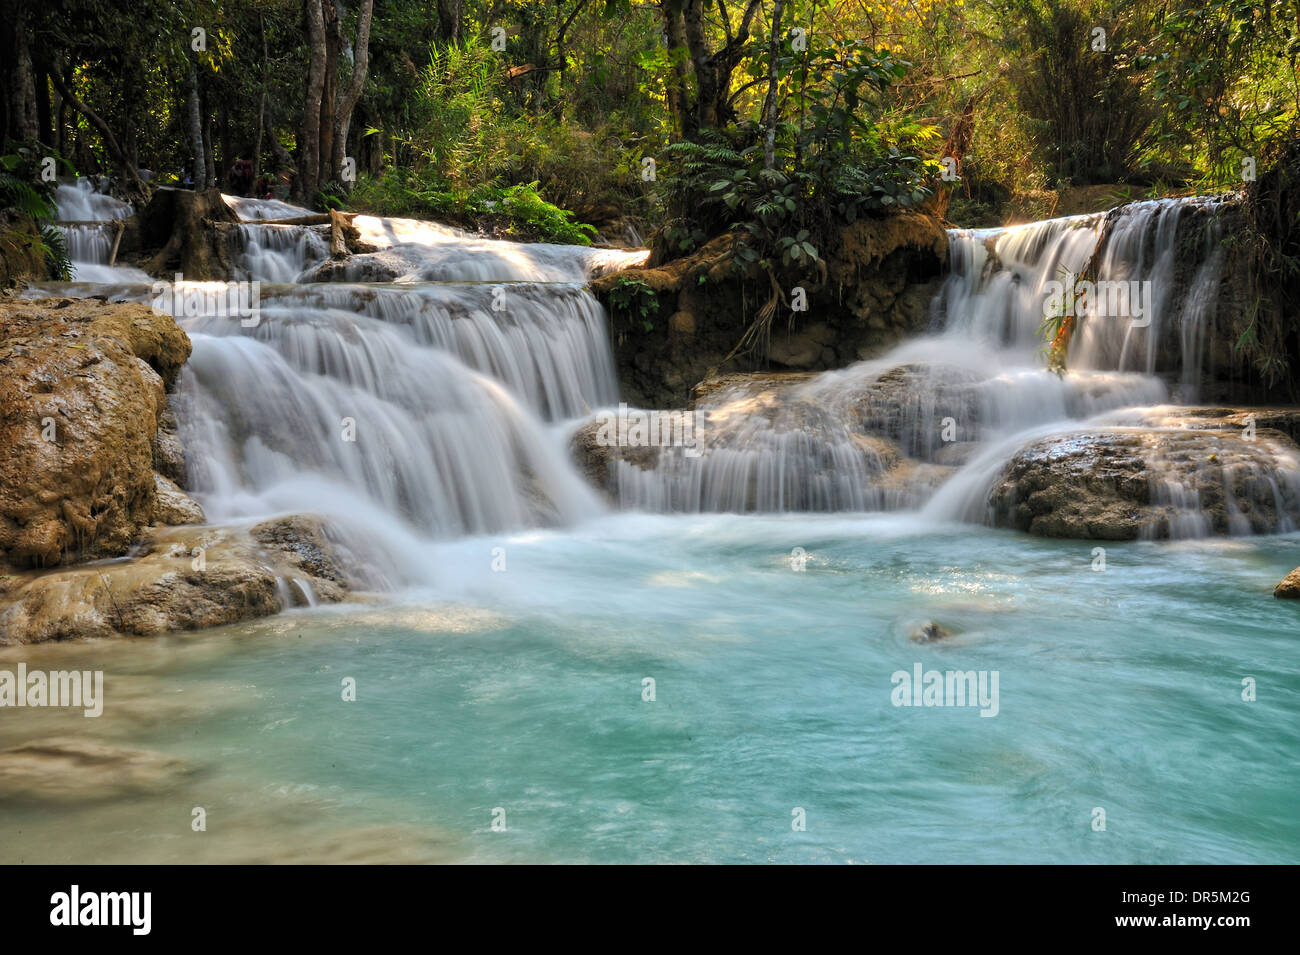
[934,196,1227,389]
[592,195,1299,537]
[53,178,151,283]
[41,182,1295,543]
[181,282,617,421]
[223,193,648,284]
[140,199,650,583]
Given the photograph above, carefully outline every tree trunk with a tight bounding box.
[681,0,718,129]
[264,107,294,177]
[4,0,40,143]
[34,61,51,147]
[330,0,374,192]
[48,66,140,183]
[319,2,341,184]
[186,64,204,189]
[298,0,327,202]
[203,110,216,189]
[659,2,693,139]
[435,0,462,42]
[253,14,267,177]
[762,0,784,170]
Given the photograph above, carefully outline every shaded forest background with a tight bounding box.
[2,0,1295,235]
[1,1,1298,384]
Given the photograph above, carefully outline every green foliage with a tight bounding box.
[1150,0,1299,189]
[0,148,71,280]
[0,150,59,219]
[999,0,1160,186]
[608,276,660,332]
[1228,125,1300,394]
[495,182,598,246]
[40,225,73,281]
[349,171,596,244]
[659,44,941,278]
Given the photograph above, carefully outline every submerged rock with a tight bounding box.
[909,620,954,643]
[0,297,191,569]
[1275,567,1300,599]
[0,737,190,803]
[0,519,354,644]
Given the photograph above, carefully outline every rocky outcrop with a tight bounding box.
[591,213,947,408]
[0,297,367,642]
[152,474,205,525]
[0,297,193,569]
[0,517,354,644]
[1275,567,1300,599]
[986,411,1300,539]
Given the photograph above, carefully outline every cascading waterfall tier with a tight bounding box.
[54,179,152,283]
[167,201,641,553]
[223,193,648,284]
[583,196,1299,537]
[47,181,1294,541]
[936,196,1228,394]
[42,184,645,578]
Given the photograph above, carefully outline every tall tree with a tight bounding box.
[2,0,41,143]
[298,0,328,200]
[330,0,374,191]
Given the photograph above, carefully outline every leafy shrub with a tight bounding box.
[658,44,942,277]
[0,147,71,280]
[608,276,660,332]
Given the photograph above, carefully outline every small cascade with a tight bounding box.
[54,178,133,222]
[938,196,1228,393]
[52,178,151,283]
[237,223,331,282]
[222,193,649,284]
[587,195,1300,537]
[177,329,602,543]
[599,346,1166,514]
[177,281,617,420]
[292,578,318,607]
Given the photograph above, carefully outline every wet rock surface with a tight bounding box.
[987,413,1300,539]
[1275,567,1300,599]
[0,519,353,644]
[592,215,947,408]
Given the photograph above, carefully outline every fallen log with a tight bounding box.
[237,212,357,226]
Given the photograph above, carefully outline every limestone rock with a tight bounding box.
[152,474,205,526]
[1275,567,1300,599]
[0,519,353,644]
[987,420,1300,539]
[0,297,191,569]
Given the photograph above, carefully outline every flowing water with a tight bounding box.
[4,184,1297,864]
